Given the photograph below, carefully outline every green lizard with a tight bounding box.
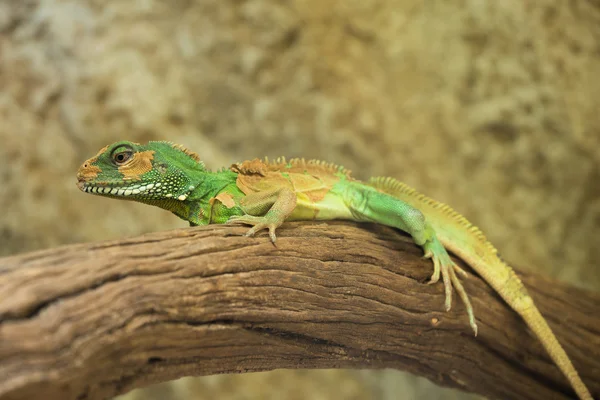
[76,140,592,400]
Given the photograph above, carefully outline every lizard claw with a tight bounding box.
[426,250,441,284]
[453,263,469,278]
[228,215,279,244]
[244,223,278,244]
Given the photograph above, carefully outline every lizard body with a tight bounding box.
[77,141,592,399]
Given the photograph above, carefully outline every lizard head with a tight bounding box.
[76,140,205,201]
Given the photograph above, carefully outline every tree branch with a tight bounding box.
[0,222,598,400]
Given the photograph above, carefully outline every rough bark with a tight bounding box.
[0,221,598,400]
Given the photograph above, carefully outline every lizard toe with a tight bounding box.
[453,263,469,278]
[228,215,263,225]
[268,225,278,244]
[427,253,441,285]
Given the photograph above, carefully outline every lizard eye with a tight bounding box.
[112,150,133,165]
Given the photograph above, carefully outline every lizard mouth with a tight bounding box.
[77,181,163,197]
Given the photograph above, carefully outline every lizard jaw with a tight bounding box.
[77,181,163,198]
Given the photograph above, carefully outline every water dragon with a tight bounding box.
[76,140,592,399]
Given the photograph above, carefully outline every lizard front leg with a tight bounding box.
[227,188,297,243]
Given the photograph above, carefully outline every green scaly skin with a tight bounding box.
[77,140,592,400]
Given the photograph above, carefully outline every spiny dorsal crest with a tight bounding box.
[152,141,204,167]
[368,176,498,255]
[265,156,353,178]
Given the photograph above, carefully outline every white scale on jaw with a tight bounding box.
[83,183,196,201]
[174,185,195,201]
[83,182,161,196]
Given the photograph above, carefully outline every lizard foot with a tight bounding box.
[423,238,477,336]
[424,250,468,283]
[227,215,280,244]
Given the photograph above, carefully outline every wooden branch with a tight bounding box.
[0,222,598,400]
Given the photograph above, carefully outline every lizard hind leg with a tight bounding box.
[343,183,478,335]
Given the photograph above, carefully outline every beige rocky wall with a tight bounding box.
[1,0,598,399]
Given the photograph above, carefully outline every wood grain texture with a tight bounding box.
[0,221,598,400]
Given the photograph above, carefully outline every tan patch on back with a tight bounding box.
[231,158,269,176]
[266,157,352,179]
[118,150,155,181]
[231,157,352,202]
[214,192,236,208]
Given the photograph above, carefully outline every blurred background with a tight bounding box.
[1,0,599,399]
